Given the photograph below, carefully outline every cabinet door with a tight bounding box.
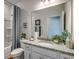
[60,53,73,59]
[43,56,56,59]
[70,56,74,59]
[24,51,31,59]
[24,45,32,59]
[32,52,43,59]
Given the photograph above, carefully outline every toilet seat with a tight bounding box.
[11,48,24,57]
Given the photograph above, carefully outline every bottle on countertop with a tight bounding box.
[66,37,74,49]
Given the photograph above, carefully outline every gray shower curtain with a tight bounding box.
[11,5,21,51]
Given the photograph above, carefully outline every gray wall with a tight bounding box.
[20,9,28,38]
[20,11,32,39]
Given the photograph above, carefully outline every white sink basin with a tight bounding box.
[38,42,53,46]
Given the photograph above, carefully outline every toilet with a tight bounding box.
[11,48,24,59]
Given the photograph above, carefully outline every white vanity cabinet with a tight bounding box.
[22,43,74,59]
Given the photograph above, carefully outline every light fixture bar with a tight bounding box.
[40,0,55,6]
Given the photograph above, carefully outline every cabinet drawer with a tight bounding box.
[25,44,31,50]
[32,46,58,58]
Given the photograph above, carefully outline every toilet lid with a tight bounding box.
[11,48,24,57]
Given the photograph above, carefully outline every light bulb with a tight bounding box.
[40,1,44,6]
[50,0,55,3]
[44,0,49,5]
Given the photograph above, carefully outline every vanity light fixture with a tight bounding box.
[50,0,55,3]
[40,0,55,6]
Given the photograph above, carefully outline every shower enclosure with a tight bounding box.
[4,0,21,59]
[4,1,12,59]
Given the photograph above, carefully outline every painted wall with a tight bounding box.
[19,9,32,39]
[32,4,64,38]
[20,9,28,38]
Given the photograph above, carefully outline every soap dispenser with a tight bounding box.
[66,37,74,49]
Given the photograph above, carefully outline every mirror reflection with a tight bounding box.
[31,0,72,39]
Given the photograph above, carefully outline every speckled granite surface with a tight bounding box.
[21,39,74,56]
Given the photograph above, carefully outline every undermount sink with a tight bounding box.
[37,41,53,46]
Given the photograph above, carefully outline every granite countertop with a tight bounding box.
[21,39,74,56]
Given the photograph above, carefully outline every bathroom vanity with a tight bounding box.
[21,40,74,59]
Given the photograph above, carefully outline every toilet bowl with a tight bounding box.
[11,48,24,59]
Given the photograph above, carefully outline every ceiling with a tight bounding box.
[5,0,41,11]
